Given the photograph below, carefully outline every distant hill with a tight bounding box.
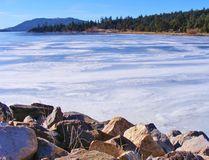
[1,17,84,32]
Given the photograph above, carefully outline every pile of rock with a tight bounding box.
[0,102,208,160]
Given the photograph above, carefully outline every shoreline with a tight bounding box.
[117,31,209,36]
[1,30,209,36]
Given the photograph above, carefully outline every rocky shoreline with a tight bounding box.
[0,102,208,160]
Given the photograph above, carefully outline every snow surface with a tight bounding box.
[0,32,209,134]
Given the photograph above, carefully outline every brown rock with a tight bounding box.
[106,135,139,153]
[102,117,134,137]
[145,123,174,153]
[89,140,124,158]
[89,129,113,141]
[55,148,116,160]
[118,151,140,160]
[123,124,165,160]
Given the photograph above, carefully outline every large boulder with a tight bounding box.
[55,148,116,160]
[144,123,174,153]
[44,107,63,129]
[177,135,209,155]
[147,151,204,160]
[0,102,13,122]
[0,126,38,160]
[10,103,54,122]
[35,137,69,160]
[168,130,209,150]
[63,111,107,130]
[102,117,134,137]
[123,124,165,160]
[54,120,94,151]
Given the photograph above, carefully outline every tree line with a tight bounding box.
[29,8,209,33]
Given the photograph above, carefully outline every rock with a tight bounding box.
[124,124,165,160]
[29,123,58,144]
[145,123,174,153]
[89,129,113,141]
[147,151,204,160]
[102,117,134,137]
[167,130,182,137]
[63,111,107,130]
[44,107,63,129]
[35,137,69,160]
[55,120,94,151]
[55,148,116,160]
[106,135,139,153]
[23,115,36,123]
[124,123,173,154]
[168,130,209,150]
[0,126,38,160]
[0,102,13,122]
[89,140,124,158]
[177,135,209,154]
[118,151,141,160]
[89,138,140,159]
[10,103,54,122]
[201,146,209,156]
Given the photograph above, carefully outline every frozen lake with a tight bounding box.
[0,32,209,134]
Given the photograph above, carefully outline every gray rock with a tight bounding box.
[0,126,38,160]
[10,103,54,122]
[0,102,13,122]
[168,130,209,150]
[177,135,209,155]
[35,137,69,160]
[44,107,63,129]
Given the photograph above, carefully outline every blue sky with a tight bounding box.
[1,0,209,29]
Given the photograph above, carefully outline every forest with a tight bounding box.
[29,8,209,33]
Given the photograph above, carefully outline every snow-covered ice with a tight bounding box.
[0,32,209,134]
